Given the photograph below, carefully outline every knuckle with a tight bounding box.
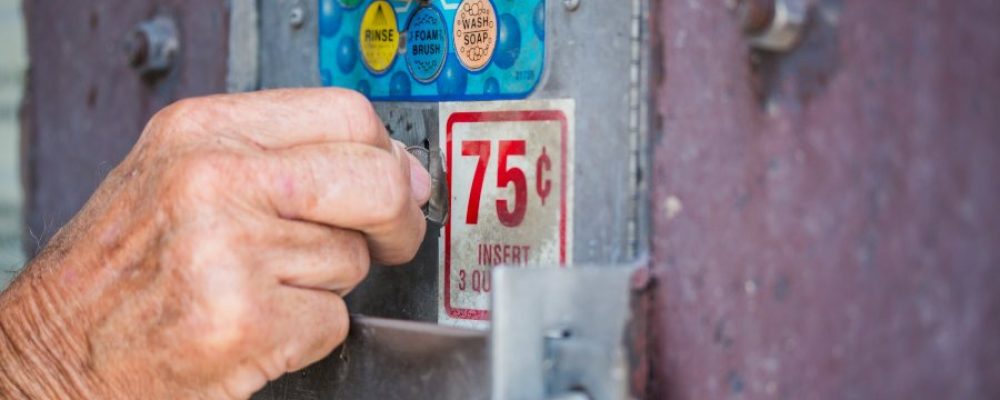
[164,151,239,201]
[285,293,349,372]
[196,293,256,356]
[148,97,215,137]
[400,220,427,261]
[337,91,385,145]
[364,151,411,226]
[339,233,370,285]
[325,295,350,346]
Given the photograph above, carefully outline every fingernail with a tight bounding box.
[391,139,405,156]
[408,153,432,205]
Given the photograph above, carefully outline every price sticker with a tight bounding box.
[439,100,574,328]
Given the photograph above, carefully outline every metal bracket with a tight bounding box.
[492,266,638,400]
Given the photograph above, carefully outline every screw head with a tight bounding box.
[736,0,776,34]
[124,30,150,66]
[563,0,581,12]
[289,5,306,29]
[126,15,179,78]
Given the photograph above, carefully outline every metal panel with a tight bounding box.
[253,317,489,400]
[258,0,321,89]
[254,0,650,397]
[256,0,648,320]
[21,0,230,254]
[649,0,1000,398]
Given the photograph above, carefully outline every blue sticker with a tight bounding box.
[319,0,545,101]
[406,6,448,83]
[321,68,333,85]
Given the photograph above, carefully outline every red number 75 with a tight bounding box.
[461,140,528,227]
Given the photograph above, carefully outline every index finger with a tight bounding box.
[156,88,392,151]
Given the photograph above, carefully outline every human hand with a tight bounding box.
[0,89,430,399]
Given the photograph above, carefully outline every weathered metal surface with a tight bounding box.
[491,266,637,400]
[255,0,647,326]
[21,0,230,254]
[253,316,489,400]
[648,0,1000,398]
[252,0,651,397]
[227,0,259,93]
[258,265,644,400]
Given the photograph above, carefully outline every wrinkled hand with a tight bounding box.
[0,89,430,399]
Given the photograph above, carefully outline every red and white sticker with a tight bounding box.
[439,100,574,328]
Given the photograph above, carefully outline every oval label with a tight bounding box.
[406,6,448,82]
[359,0,399,73]
[453,0,498,71]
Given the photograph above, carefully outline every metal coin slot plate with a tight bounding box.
[253,0,650,397]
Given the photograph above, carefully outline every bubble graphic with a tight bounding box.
[319,0,342,37]
[494,13,521,69]
[437,55,469,98]
[337,36,358,74]
[484,77,500,96]
[357,80,371,97]
[534,1,545,39]
[390,71,412,97]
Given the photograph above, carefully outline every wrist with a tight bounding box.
[0,272,103,398]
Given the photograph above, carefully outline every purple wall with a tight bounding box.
[649,0,1000,398]
[21,0,229,254]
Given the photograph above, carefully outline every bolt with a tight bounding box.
[124,30,150,67]
[739,0,807,52]
[563,0,580,12]
[289,1,306,29]
[735,0,776,34]
[126,15,179,78]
